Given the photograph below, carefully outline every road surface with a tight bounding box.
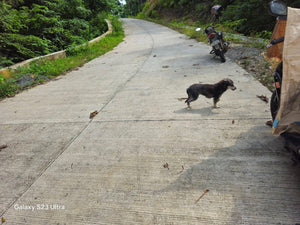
[0,18,299,224]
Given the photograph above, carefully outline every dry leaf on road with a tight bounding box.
[89,110,98,119]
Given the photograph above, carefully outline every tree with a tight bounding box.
[124,0,147,16]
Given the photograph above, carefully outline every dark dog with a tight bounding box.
[184,78,236,108]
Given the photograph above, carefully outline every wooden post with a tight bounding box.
[266,19,287,60]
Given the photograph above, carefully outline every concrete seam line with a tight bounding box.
[95,20,156,116]
[0,121,90,126]
[0,117,271,126]
[0,121,92,218]
[0,20,149,217]
[92,118,271,123]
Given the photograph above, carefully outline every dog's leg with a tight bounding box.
[185,89,199,109]
[187,94,200,109]
[185,97,194,109]
[213,97,220,108]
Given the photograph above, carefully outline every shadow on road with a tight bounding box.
[154,125,300,223]
[174,106,219,116]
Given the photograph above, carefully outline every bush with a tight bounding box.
[0,33,50,65]
[66,43,90,56]
[220,0,276,35]
[0,57,14,68]
[89,12,108,39]
[0,16,124,99]
[110,15,123,36]
[0,0,118,66]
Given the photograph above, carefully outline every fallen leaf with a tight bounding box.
[0,145,8,150]
[163,163,169,170]
[232,120,235,124]
[89,110,98,119]
[2,217,5,223]
[5,126,9,129]
[195,189,209,204]
[30,75,35,79]
[162,66,169,68]
[153,54,157,57]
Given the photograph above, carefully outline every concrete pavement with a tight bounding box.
[0,18,299,224]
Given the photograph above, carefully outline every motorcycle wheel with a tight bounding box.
[219,51,226,63]
[270,91,280,121]
[215,48,226,62]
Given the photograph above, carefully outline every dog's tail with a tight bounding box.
[177,97,187,102]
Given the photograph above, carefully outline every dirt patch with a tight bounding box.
[226,45,275,91]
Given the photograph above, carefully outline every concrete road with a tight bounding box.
[0,19,299,224]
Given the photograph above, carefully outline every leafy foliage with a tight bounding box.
[124,0,147,16]
[131,0,300,36]
[0,33,50,61]
[0,0,123,68]
[219,0,275,35]
[0,15,124,99]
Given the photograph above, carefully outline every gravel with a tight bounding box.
[226,44,274,91]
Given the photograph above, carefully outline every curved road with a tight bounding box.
[0,19,299,224]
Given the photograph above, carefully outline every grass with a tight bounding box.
[144,17,269,49]
[0,17,124,99]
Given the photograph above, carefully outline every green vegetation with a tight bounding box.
[142,16,268,49]
[123,0,147,17]
[0,0,124,68]
[126,0,300,37]
[0,16,124,99]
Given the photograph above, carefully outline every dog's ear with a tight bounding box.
[223,78,236,90]
[223,78,234,85]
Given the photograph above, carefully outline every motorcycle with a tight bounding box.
[268,38,284,121]
[196,26,229,63]
[267,0,286,121]
[268,0,300,161]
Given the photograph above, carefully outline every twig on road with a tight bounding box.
[195,189,209,204]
